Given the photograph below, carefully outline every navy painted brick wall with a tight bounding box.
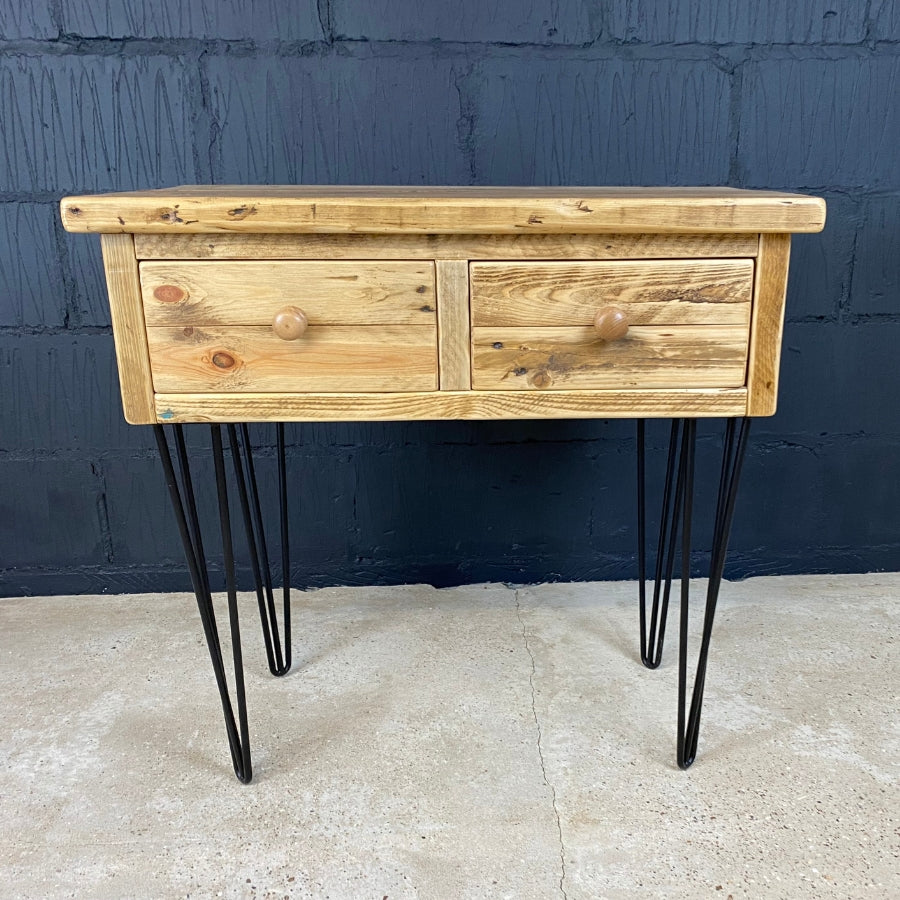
[1,1,899,596]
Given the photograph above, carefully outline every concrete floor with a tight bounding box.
[0,575,897,899]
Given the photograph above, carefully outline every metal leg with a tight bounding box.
[637,417,752,768]
[154,424,252,782]
[638,419,682,669]
[228,423,291,676]
[154,423,295,782]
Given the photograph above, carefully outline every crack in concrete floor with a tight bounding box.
[514,586,569,900]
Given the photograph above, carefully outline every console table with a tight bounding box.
[60,186,826,782]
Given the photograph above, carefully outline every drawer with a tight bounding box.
[147,325,437,392]
[140,260,436,325]
[470,260,753,391]
[140,261,438,393]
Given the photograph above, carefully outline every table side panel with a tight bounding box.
[746,233,792,416]
[100,233,156,424]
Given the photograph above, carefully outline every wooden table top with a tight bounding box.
[60,185,827,235]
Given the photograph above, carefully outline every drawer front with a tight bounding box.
[470,259,753,391]
[141,260,437,393]
[140,260,436,325]
[471,259,753,326]
[147,325,437,393]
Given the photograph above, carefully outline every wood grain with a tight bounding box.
[746,233,792,416]
[147,325,438,393]
[154,388,749,422]
[436,260,471,390]
[472,326,749,391]
[140,260,435,326]
[133,231,760,261]
[471,260,754,326]
[60,186,827,234]
[100,233,156,424]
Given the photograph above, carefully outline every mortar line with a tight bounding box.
[514,587,568,900]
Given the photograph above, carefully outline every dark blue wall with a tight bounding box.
[2,2,899,596]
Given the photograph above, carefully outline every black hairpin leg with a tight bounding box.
[637,417,752,768]
[153,423,292,782]
[228,423,291,676]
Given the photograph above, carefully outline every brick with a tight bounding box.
[107,434,362,574]
[103,453,207,566]
[62,230,111,327]
[739,56,900,189]
[206,53,470,184]
[870,0,900,40]
[847,194,900,315]
[0,203,67,327]
[608,1,866,44]
[470,57,731,185]
[731,437,900,555]
[0,54,196,193]
[0,2,56,39]
[59,0,323,40]
[332,0,598,44]
[756,321,900,438]
[785,193,858,320]
[0,335,157,452]
[353,438,627,566]
[0,458,105,568]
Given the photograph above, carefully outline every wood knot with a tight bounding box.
[153,284,188,304]
[211,351,236,370]
[530,371,552,389]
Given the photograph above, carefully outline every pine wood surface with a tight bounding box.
[133,232,761,261]
[470,259,753,326]
[746,233,792,416]
[146,325,438,393]
[66,187,823,422]
[99,234,156,424]
[153,388,749,423]
[140,260,436,326]
[471,326,749,391]
[61,186,826,235]
[435,260,472,390]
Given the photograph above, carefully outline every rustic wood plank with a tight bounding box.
[472,326,749,391]
[471,260,754,327]
[746,233,792,416]
[133,231,760,260]
[60,186,827,235]
[147,325,438,393]
[154,388,749,422]
[100,233,156,424]
[436,260,471,390]
[140,260,435,326]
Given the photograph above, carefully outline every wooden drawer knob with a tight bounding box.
[593,306,629,341]
[272,306,308,341]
